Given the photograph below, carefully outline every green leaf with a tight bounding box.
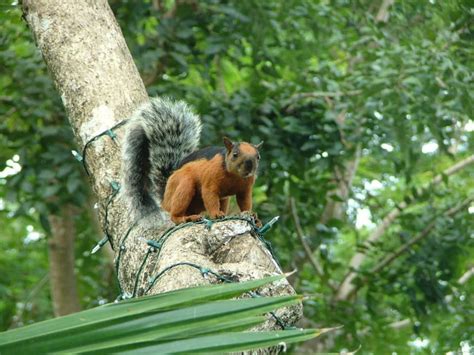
[170,52,187,67]
[65,295,298,353]
[41,184,60,198]
[118,328,334,354]
[39,213,51,234]
[441,173,449,185]
[0,275,327,354]
[172,42,191,54]
[57,164,74,177]
[217,5,250,23]
[66,175,81,194]
[38,170,55,180]
[329,194,345,202]
[23,295,299,353]
[0,275,284,348]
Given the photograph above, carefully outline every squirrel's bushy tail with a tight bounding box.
[122,97,202,221]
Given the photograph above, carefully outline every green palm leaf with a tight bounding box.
[117,328,335,354]
[0,275,332,354]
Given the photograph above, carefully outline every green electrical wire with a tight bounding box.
[74,121,288,328]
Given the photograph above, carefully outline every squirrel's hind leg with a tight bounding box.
[220,197,230,214]
[168,177,200,224]
[171,214,202,223]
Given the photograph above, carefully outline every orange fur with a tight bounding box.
[161,140,260,224]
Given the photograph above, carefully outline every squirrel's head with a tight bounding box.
[223,137,263,179]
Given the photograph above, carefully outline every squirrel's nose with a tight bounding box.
[244,159,254,172]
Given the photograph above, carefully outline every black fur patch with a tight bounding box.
[123,125,158,215]
[177,146,225,168]
[231,143,241,157]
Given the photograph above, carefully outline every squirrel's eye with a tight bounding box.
[257,154,260,160]
[232,152,238,158]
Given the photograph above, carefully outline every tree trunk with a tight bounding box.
[47,204,81,316]
[22,0,300,333]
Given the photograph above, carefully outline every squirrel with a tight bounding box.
[121,97,262,224]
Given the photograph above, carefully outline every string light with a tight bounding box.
[76,120,288,329]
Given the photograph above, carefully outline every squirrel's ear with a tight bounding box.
[223,136,234,152]
[254,141,264,149]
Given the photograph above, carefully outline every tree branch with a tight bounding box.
[458,266,474,285]
[284,91,361,113]
[289,197,324,278]
[344,196,473,299]
[379,263,474,333]
[10,273,50,329]
[335,154,474,301]
[369,196,473,276]
[320,145,361,224]
[388,319,411,330]
[377,264,474,333]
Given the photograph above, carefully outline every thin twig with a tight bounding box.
[11,273,49,329]
[370,196,473,275]
[25,273,50,303]
[289,197,336,290]
[284,90,361,113]
[288,91,361,106]
[377,264,473,333]
[458,266,474,285]
[336,154,474,301]
[347,197,473,299]
[388,319,411,330]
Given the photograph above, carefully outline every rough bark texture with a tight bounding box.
[22,0,301,336]
[22,0,150,242]
[47,204,81,316]
[118,213,301,330]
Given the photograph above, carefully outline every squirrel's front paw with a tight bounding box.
[244,211,262,227]
[211,211,226,219]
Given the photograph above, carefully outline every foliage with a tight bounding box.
[0,213,49,330]
[1,0,473,353]
[0,276,329,353]
[0,6,115,330]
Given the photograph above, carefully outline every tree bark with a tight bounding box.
[22,0,300,333]
[47,204,81,316]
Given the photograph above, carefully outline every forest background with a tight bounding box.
[0,0,472,353]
